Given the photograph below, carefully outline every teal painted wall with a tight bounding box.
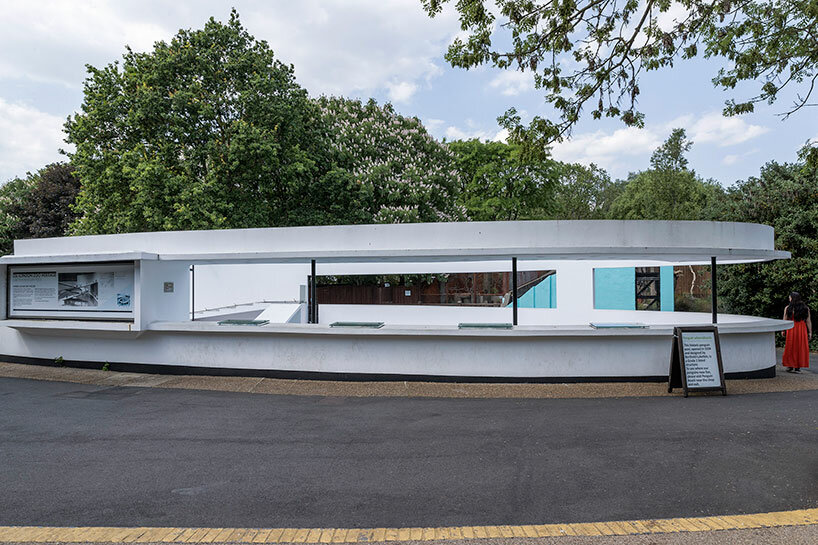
[516,274,556,308]
[511,267,675,311]
[594,267,636,310]
[660,266,674,311]
[593,266,675,311]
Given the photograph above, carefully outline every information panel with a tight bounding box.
[9,264,134,320]
[668,326,726,396]
[680,331,721,388]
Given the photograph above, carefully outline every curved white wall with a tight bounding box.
[0,312,786,379]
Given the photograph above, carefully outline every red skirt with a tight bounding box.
[783,320,810,368]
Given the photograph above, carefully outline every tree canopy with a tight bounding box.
[0,176,35,255]
[0,163,80,255]
[423,0,818,149]
[609,129,723,220]
[65,10,326,234]
[319,97,466,223]
[713,154,818,321]
[448,138,558,221]
[64,11,469,233]
[551,163,623,219]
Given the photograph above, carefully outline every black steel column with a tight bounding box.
[190,265,195,321]
[711,256,717,324]
[512,257,518,326]
[310,259,317,324]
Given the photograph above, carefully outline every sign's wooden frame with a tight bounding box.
[668,326,727,397]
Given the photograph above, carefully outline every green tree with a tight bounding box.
[318,97,466,223]
[714,154,818,327]
[65,10,332,234]
[448,138,558,220]
[423,0,818,149]
[7,163,81,240]
[609,129,722,220]
[0,176,35,255]
[552,163,623,219]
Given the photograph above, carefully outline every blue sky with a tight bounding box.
[0,0,815,186]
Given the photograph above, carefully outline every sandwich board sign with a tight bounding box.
[668,326,726,397]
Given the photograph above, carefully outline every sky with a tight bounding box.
[0,0,815,187]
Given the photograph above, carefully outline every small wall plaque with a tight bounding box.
[163,282,174,293]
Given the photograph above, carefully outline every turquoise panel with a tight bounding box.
[515,274,556,308]
[594,267,636,310]
[660,266,674,312]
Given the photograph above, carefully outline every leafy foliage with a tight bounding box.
[8,163,81,240]
[65,10,327,234]
[319,97,466,223]
[423,0,818,150]
[0,163,81,255]
[609,129,723,220]
[64,11,467,233]
[552,163,624,219]
[448,138,558,220]
[713,157,818,325]
[0,176,35,255]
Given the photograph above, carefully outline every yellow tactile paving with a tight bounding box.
[2,508,818,543]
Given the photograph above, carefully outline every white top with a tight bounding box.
[2,220,789,265]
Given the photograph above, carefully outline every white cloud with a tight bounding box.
[553,111,770,175]
[424,118,445,132]
[489,70,535,96]
[0,0,460,98]
[445,126,486,140]
[721,148,759,166]
[443,123,507,142]
[656,3,689,32]
[0,1,173,88]
[551,126,663,173]
[241,0,459,98]
[385,81,418,103]
[663,114,695,129]
[688,112,769,146]
[0,99,68,182]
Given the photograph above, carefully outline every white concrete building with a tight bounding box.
[0,220,791,380]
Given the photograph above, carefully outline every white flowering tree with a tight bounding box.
[318,97,465,224]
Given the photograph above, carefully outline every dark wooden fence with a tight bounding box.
[675,265,711,298]
[316,271,553,306]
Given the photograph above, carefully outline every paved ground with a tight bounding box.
[1,352,816,399]
[2,373,817,531]
[2,354,817,543]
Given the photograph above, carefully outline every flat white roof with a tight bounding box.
[1,220,790,265]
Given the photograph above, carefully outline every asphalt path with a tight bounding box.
[1,377,817,529]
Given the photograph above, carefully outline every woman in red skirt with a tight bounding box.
[783,292,811,373]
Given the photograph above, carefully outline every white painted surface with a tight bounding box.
[5,220,790,264]
[138,261,191,328]
[0,316,784,377]
[0,264,7,320]
[312,305,768,327]
[193,264,308,310]
[255,303,302,323]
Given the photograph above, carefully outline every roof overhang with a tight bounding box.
[1,220,791,266]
